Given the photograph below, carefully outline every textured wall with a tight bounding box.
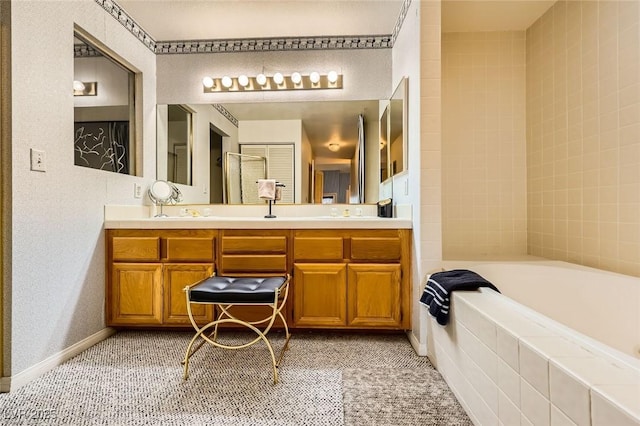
[9,0,157,375]
[442,31,528,258]
[527,1,640,277]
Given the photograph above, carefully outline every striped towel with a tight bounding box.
[420,269,499,325]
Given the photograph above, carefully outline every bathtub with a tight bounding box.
[427,259,640,426]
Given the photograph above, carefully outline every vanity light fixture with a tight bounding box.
[73,80,97,96]
[202,76,215,89]
[256,73,267,86]
[328,142,340,152]
[273,72,285,85]
[237,74,250,87]
[221,76,233,88]
[201,71,342,92]
[309,72,321,84]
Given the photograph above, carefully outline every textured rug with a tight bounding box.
[343,368,473,426]
[0,330,471,425]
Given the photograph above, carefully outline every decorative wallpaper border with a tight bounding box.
[94,0,156,52]
[74,43,102,58]
[155,35,392,54]
[212,104,239,128]
[392,0,412,45]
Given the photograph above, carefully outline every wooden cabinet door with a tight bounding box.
[347,264,402,328]
[163,263,214,325]
[293,263,347,327]
[109,263,163,326]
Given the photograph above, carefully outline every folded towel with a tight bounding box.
[420,269,499,325]
[258,179,276,200]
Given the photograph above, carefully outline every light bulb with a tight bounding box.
[273,72,284,85]
[238,75,249,87]
[202,76,214,88]
[256,74,267,86]
[291,72,302,84]
[221,76,233,88]
[327,71,338,83]
[309,72,320,84]
[73,80,86,91]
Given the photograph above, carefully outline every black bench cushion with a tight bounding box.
[189,276,287,304]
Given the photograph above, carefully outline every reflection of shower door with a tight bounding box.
[224,152,266,204]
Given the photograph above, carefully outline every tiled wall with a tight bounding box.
[526,1,640,277]
[442,32,528,258]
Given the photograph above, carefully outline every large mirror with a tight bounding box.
[388,77,407,177]
[157,100,383,204]
[73,28,138,175]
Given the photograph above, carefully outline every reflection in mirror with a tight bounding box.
[389,77,407,176]
[73,29,137,175]
[379,106,389,182]
[166,105,193,185]
[157,101,380,204]
[224,152,267,204]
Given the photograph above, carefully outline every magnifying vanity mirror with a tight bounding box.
[148,180,183,217]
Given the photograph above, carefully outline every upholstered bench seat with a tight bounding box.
[190,276,288,304]
[182,274,291,384]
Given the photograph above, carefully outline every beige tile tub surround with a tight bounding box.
[442,31,528,258]
[526,0,640,277]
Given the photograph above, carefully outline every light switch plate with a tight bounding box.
[30,148,46,172]
[134,183,143,198]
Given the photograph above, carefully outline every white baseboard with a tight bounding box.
[0,327,116,392]
[406,330,428,356]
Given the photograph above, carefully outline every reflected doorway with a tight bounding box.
[209,126,224,204]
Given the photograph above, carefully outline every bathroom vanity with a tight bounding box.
[104,214,412,331]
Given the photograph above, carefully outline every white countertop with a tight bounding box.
[103,204,413,229]
[104,216,412,229]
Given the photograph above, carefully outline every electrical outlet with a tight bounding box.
[134,183,143,198]
[30,148,46,172]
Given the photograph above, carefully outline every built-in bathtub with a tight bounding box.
[427,259,640,426]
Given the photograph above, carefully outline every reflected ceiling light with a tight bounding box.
[73,80,86,91]
[309,72,320,84]
[273,72,284,85]
[327,71,339,83]
[328,142,340,152]
[256,73,267,86]
[291,72,302,84]
[238,74,249,87]
[221,76,233,88]
[73,80,97,96]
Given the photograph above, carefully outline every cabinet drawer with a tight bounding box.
[112,237,160,262]
[165,237,215,262]
[221,236,287,254]
[351,237,401,261]
[294,237,343,261]
[220,255,287,273]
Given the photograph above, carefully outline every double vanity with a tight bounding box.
[104,204,413,332]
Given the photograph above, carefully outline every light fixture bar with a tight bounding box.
[202,73,343,93]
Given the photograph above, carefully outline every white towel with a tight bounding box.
[258,179,276,200]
